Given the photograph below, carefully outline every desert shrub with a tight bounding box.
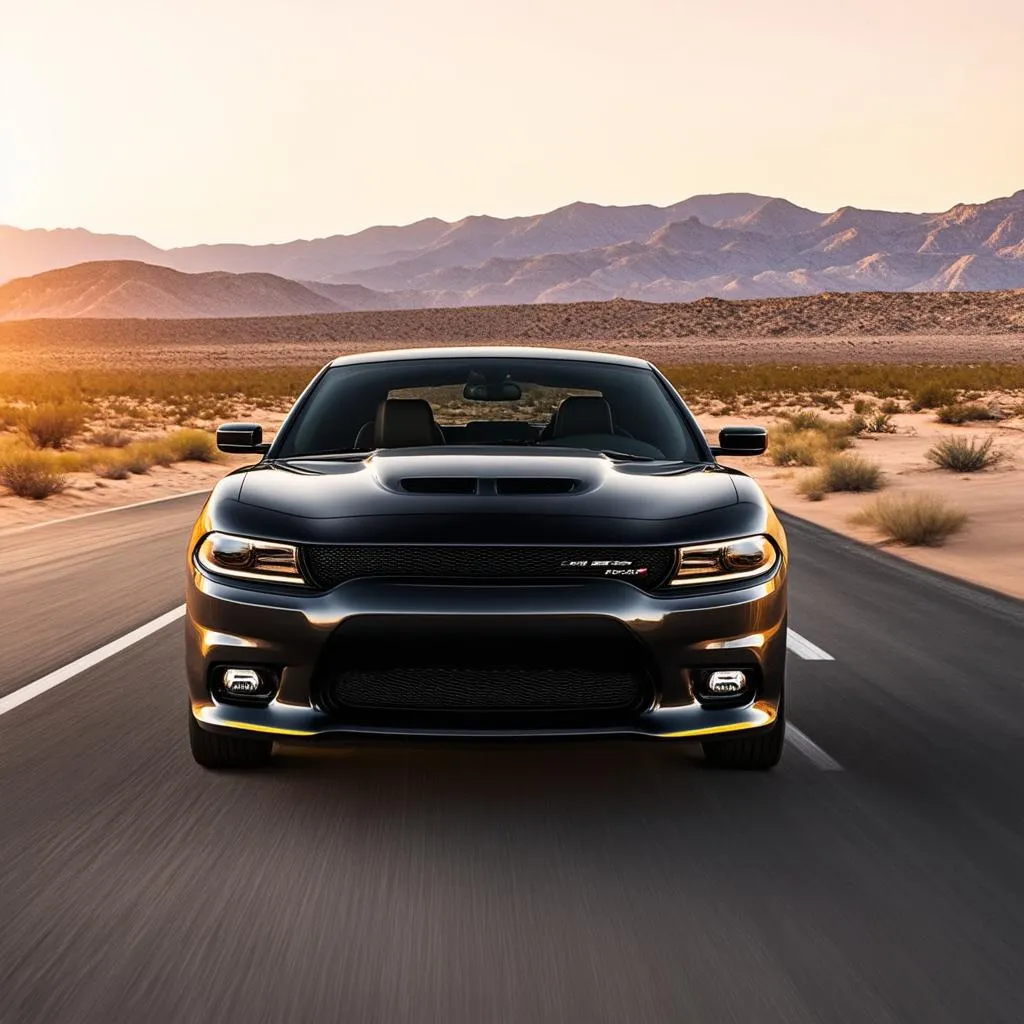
[89,427,133,448]
[133,439,177,467]
[935,403,998,424]
[866,412,898,434]
[796,474,826,501]
[879,398,902,414]
[844,414,868,437]
[96,460,131,480]
[912,382,957,410]
[0,449,68,499]
[117,448,154,475]
[817,453,885,492]
[853,398,875,415]
[926,435,1003,472]
[784,411,828,432]
[19,402,89,449]
[852,493,967,546]
[812,393,842,409]
[769,427,831,467]
[0,403,24,430]
[166,429,221,462]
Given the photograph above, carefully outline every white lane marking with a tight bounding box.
[786,630,841,769]
[0,605,186,718]
[789,724,844,771]
[0,489,210,536]
[787,629,834,661]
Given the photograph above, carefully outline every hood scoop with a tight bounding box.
[494,478,578,495]
[400,477,581,496]
[401,477,478,495]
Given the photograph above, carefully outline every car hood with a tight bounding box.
[216,448,768,545]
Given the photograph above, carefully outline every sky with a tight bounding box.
[1,0,1022,248]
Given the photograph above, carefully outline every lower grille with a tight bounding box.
[324,664,644,713]
[302,545,676,590]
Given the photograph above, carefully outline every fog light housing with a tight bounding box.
[215,667,277,704]
[706,670,747,695]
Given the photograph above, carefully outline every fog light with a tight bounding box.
[222,668,266,695]
[706,670,747,695]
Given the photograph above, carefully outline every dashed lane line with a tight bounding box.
[788,629,835,661]
[0,605,186,718]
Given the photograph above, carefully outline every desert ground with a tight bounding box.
[1,293,1022,595]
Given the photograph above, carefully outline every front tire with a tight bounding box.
[189,710,273,769]
[702,698,785,771]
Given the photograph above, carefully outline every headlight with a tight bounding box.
[670,535,778,586]
[195,532,306,585]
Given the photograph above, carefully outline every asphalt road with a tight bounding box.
[2,495,1023,1023]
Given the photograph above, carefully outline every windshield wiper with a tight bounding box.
[598,449,658,462]
[278,449,375,461]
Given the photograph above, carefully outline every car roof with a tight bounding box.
[327,346,654,370]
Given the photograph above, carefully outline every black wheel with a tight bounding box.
[189,709,273,769]
[702,699,785,771]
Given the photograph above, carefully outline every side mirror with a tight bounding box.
[710,425,767,457]
[217,422,270,455]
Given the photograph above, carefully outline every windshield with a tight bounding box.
[274,356,703,462]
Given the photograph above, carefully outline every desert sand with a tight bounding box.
[708,409,1024,599]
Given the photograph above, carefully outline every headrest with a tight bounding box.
[552,396,614,438]
[374,398,441,448]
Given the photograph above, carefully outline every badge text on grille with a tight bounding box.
[560,559,649,577]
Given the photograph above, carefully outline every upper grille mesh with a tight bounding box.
[302,545,676,590]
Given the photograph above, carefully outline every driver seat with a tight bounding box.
[372,398,445,448]
[550,396,615,439]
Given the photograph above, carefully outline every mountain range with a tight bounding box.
[2,190,1024,319]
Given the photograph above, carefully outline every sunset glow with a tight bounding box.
[2,0,1023,245]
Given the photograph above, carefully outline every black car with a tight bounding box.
[185,347,787,770]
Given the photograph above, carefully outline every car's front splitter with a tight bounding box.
[191,697,777,742]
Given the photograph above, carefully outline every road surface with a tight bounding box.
[2,494,1023,1023]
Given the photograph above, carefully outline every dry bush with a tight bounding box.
[89,427,133,448]
[770,413,859,467]
[19,403,90,449]
[879,398,903,414]
[117,448,154,475]
[0,403,23,430]
[95,460,131,480]
[866,412,898,433]
[926,435,1003,472]
[0,449,68,499]
[911,383,957,410]
[852,493,967,546]
[845,413,868,436]
[852,398,875,415]
[809,453,885,494]
[167,429,221,462]
[769,427,831,467]
[796,474,826,501]
[935,403,998,425]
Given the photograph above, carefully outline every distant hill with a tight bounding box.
[0,261,405,320]
[2,189,1024,311]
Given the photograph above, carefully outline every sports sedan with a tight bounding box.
[186,347,787,770]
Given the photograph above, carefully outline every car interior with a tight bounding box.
[348,395,668,459]
[276,358,703,462]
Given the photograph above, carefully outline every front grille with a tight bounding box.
[302,545,676,590]
[323,664,644,713]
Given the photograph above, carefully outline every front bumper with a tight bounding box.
[186,564,787,743]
